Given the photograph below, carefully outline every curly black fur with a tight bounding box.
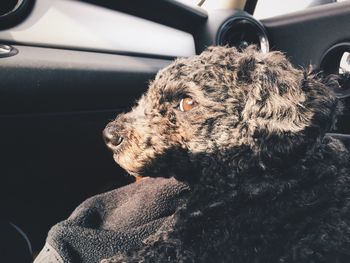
[103,46,350,262]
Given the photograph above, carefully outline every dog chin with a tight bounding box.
[114,149,192,180]
[113,153,144,177]
[113,153,119,163]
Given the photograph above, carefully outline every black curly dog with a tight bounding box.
[103,46,350,262]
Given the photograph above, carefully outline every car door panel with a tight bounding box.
[0,46,172,251]
[0,45,171,114]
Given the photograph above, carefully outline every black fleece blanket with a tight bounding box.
[35,177,190,263]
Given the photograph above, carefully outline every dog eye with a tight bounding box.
[179,98,196,112]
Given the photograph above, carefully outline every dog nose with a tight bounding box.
[103,126,124,147]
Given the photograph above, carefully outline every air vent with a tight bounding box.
[217,16,269,53]
[0,0,32,29]
[0,0,23,16]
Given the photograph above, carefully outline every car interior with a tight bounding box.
[1,0,350,260]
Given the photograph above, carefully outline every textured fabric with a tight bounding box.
[36,177,189,263]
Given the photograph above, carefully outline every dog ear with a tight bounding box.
[239,51,342,167]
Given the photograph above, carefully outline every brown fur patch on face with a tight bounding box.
[104,46,341,178]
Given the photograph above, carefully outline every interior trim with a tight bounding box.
[0,0,196,58]
[79,0,208,34]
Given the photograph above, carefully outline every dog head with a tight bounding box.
[103,46,340,180]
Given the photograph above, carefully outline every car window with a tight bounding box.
[254,0,349,19]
